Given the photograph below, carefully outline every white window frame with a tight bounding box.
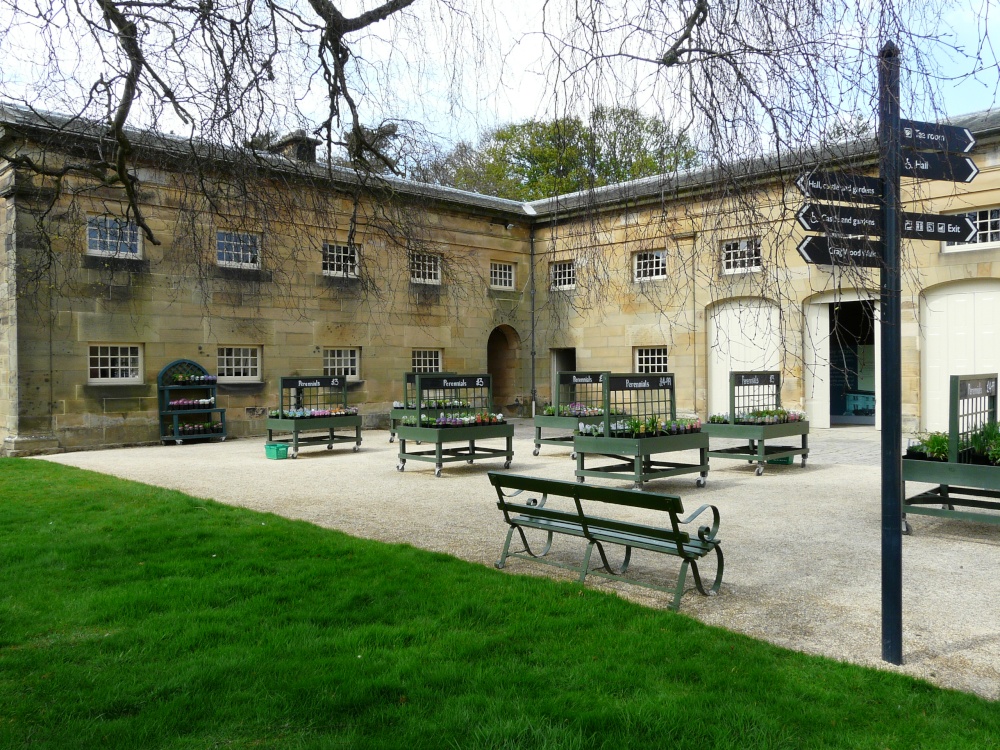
[634,347,669,374]
[87,216,141,258]
[217,346,261,382]
[322,242,359,278]
[633,250,667,281]
[409,252,441,285]
[88,344,143,385]
[411,350,442,373]
[216,231,261,270]
[323,348,360,381]
[550,260,576,290]
[489,261,515,290]
[944,207,1000,253]
[721,238,762,274]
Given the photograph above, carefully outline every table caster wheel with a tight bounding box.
[571,452,577,460]
[696,477,706,488]
[503,460,512,469]
[577,476,585,483]
[175,440,183,445]
[434,466,442,478]
[532,447,540,456]
[291,451,298,459]
[755,465,764,476]
[327,445,333,450]
[353,444,360,452]
[389,435,395,443]
[902,519,912,535]
[467,459,473,464]
[396,462,405,472]
[801,457,807,467]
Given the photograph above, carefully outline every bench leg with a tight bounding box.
[593,541,632,575]
[579,541,596,583]
[689,544,725,597]
[671,560,690,611]
[495,526,517,569]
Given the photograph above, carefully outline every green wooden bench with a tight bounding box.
[488,472,723,611]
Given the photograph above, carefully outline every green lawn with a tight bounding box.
[1,458,997,749]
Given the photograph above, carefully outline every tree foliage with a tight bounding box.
[414,107,700,201]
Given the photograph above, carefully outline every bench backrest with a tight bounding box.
[488,472,690,550]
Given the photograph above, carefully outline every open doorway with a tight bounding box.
[550,348,576,405]
[830,301,876,425]
[487,325,521,415]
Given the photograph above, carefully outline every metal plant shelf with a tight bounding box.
[266,375,361,458]
[571,372,708,488]
[533,371,608,457]
[902,373,1000,531]
[574,430,709,488]
[704,371,808,475]
[395,373,513,476]
[389,371,455,443]
[396,423,514,476]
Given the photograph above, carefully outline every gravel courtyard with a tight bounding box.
[36,422,1000,700]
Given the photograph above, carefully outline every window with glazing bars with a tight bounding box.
[87,217,140,257]
[217,346,260,381]
[490,262,515,289]
[323,348,359,380]
[635,347,669,373]
[217,231,260,268]
[88,344,142,383]
[721,238,762,274]
[550,260,575,289]
[322,243,359,277]
[633,251,667,280]
[409,253,441,284]
[411,350,442,372]
[946,208,1000,248]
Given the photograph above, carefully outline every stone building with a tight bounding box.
[2,105,999,454]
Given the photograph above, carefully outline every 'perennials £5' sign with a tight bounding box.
[609,374,674,391]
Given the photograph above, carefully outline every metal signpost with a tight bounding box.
[795,42,978,664]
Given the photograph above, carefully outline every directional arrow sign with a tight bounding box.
[798,203,978,242]
[900,119,976,154]
[797,235,881,268]
[901,150,979,183]
[796,172,882,205]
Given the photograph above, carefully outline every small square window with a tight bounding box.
[217,346,261,382]
[721,238,762,274]
[87,217,140,258]
[490,261,515,289]
[217,231,260,269]
[945,208,1000,251]
[635,347,669,373]
[323,348,360,381]
[322,243,359,278]
[411,350,442,372]
[550,260,576,290]
[88,344,143,384]
[410,253,441,284]
[633,251,667,281]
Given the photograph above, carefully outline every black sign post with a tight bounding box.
[879,41,904,667]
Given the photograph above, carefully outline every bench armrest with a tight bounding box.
[496,486,548,508]
[678,504,721,542]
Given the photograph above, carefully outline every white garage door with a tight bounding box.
[921,281,1000,431]
[708,299,782,415]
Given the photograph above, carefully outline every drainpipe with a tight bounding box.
[529,223,537,417]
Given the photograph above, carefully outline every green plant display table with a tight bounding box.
[533,371,608,457]
[389,371,455,443]
[395,373,513,477]
[572,373,708,488]
[703,371,808,475]
[903,373,1000,532]
[266,376,361,458]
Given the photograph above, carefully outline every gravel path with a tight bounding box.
[35,423,1000,700]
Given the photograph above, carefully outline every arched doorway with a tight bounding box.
[487,325,521,415]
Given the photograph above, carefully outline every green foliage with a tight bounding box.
[921,431,951,460]
[421,107,700,201]
[968,420,1000,458]
[2,459,999,749]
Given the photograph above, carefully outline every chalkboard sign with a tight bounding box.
[558,372,605,385]
[418,374,491,391]
[734,371,780,388]
[280,375,344,390]
[608,374,674,391]
[959,376,998,401]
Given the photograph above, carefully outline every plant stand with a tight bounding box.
[902,373,1000,532]
[574,431,709,488]
[266,375,362,458]
[157,360,227,444]
[389,371,455,443]
[396,423,514,477]
[703,371,808,475]
[704,422,809,475]
[532,371,608,457]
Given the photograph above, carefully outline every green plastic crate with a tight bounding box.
[766,456,793,465]
[265,443,288,460]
